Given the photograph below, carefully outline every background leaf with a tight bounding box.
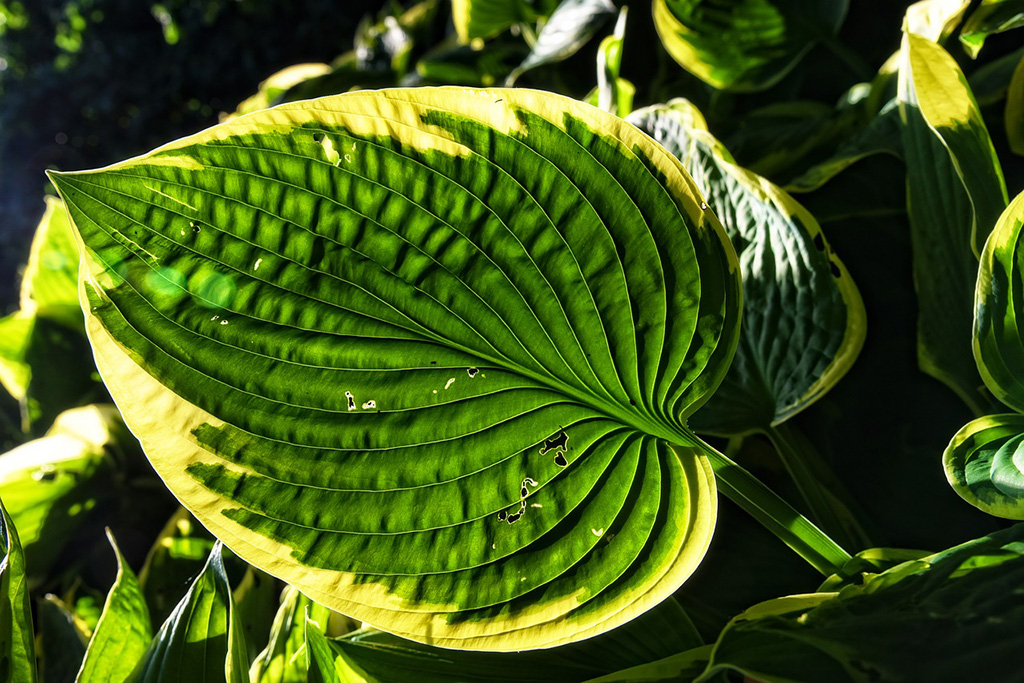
[0,406,125,577]
[652,0,849,91]
[0,495,36,683]
[249,585,332,683]
[36,595,87,683]
[506,0,617,85]
[959,0,1024,58]
[701,522,1024,682]
[75,530,152,683]
[49,87,740,650]
[898,29,1007,414]
[133,542,248,683]
[0,197,99,434]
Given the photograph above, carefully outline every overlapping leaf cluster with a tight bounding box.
[1,0,1023,681]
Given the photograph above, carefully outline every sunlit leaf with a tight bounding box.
[249,586,332,683]
[452,0,557,43]
[903,0,972,42]
[959,0,1024,58]
[75,530,152,683]
[506,0,617,85]
[898,29,1008,413]
[0,495,36,683]
[702,523,1024,682]
[653,0,849,91]
[133,542,248,683]
[48,88,740,650]
[0,197,96,433]
[944,414,1024,519]
[0,405,124,576]
[972,190,1024,414]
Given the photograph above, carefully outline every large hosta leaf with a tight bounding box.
[944,191,1024,518]
[48,88,740,650]
[628,100,865,434]
[652,0,849,92]
[898,29,1008,414]
[701,522,1024,682]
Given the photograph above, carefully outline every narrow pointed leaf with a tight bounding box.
[0,496,36,683]
[324,597,701,683]
[49,88,740,650]
[75,530,152,683]
[898,30,1007,413]
[506,0,617,85]
[305,620,372,683]
[702,523,1024,682]
[653,0,849,91]
[959,0,1024,58]
[232,566,278,663]
[628,101,866,434]
[133,542,248,683]
[249,586,331,683]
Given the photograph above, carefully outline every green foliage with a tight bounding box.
[2,0,1024,680]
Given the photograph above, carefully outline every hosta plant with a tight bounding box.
[1,0,1023,680]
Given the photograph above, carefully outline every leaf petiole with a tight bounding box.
[696,443,852,576]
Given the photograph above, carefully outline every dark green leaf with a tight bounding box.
[326,597,701,683]
[898,30,1007,414]
[37,595,87,683]
[0,495,35,683]
[133,542,248,683]
[137,507,216,628]
[628,101,865,433]
[702,523,1024,682]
